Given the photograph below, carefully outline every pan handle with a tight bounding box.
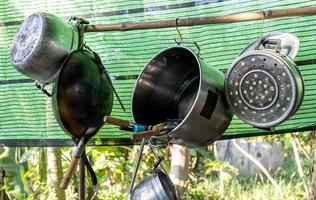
[59,156,81,189]
[60,137,85,189]
[104,116,131,128]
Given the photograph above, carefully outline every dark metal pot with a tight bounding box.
[52,50,113,138]
[132,46,232,147]
[131,169,178,200]
[11,12,79,83]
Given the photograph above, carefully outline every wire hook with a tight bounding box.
[173,18,201,57]
[256,10,267,50]
[193,41,201,57]
[174,18,183,45]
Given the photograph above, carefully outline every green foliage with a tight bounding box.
[183,174,307,200]
[0,134,313,200]
[204,160,238,177]
[184,178,223,200]
[0,147,29,199]
[17,147,40,164]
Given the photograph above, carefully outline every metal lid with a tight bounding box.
[225,50,299,128]
[240,32,299,59]
[11,13,43,65]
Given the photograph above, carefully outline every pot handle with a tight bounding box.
[131,130,160,141]
[259,38,282,53]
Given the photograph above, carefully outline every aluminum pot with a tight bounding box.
[225,48,304,129]
[11,12,79,83]
[131,169,178,200]
[52,50,113,138]
[132,46,232,147]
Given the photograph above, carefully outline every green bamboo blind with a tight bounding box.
[0,0,316,146]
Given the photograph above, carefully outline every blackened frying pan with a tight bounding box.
[52,49,114,189]
[52,50,113,138]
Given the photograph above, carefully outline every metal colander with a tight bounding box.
[225,49,304,129]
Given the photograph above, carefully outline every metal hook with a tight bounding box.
[153,157,163,171]
[69,16,89,50]
[256,10,267,50]
[173,18,201,57]
[193,41,201,57]
[35,81,52,97]
[174,18,183,45]
[148,140,168,174]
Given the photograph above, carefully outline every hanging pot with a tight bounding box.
[52,49,114,139]
[11,12,79,83]
[132,46,232,147]
[131,169,178,200]
[225,36,304,129]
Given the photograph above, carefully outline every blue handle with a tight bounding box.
[131,125,146,133]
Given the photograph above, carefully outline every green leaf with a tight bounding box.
[17,147,40,164]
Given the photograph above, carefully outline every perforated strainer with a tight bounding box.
[225,35,304,129]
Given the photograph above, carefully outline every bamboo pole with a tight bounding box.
[85,7,316,32]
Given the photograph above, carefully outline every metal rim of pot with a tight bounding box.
[131,46,200,133]
[225,49,304,128]
[52,49,114,139]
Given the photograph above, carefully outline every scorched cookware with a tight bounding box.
[53,49,114,189]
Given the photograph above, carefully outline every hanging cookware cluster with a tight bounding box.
[10,12,115,189]
[11,12,116,140]
[11,14,305,148]
[131,32,304,148]
[224,33,304,129]
[10,12,305,199]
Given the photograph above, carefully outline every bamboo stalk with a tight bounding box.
[292,134,311,161]
[85,7,316,32]
[290,134,310,199]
